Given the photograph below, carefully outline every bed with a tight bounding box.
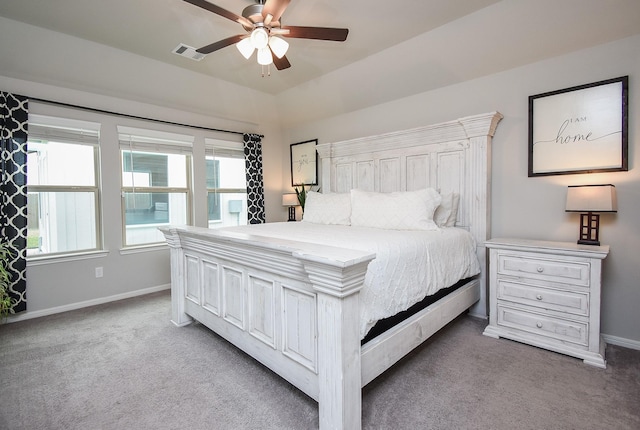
[160,111,503,429]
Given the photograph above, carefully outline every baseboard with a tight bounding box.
[602,333,640,351]
[467,310,488,320]
[5,284,170,323]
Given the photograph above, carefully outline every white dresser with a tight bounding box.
[483,238,609,368]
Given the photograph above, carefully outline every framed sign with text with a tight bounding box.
[528,76,628,177]
[290,139,318,186]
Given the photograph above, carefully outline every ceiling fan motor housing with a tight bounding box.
[241,4,264,31]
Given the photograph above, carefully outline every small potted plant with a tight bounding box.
[294,183,309,213]
[294,183,320,214]
[0,241,16,320]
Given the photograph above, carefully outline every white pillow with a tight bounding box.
[434,192,460,227]
[445,193,460,227]
[302,191,351,225]
[350,188,441,230]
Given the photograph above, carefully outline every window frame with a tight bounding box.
[205,139,247,228]
[26,115,103,258]
[119,127,193,248]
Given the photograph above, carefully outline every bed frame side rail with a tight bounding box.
[360,278,480,386]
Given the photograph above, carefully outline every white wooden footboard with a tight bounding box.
[160,225,375,430]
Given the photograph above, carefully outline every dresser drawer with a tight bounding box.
[497,305,588,346]
[497,280,589,316]
[497,253,590,287]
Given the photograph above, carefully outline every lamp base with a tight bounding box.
[577,212,600,246]
[577,238,601,246]
[287,206,296,222]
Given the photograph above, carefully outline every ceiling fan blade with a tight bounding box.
[269,27,288,36]
[272,52,291,70]
[262,0,291,25]
[281,26,349,42]
[183,0,253,28]
[196,34,245,54]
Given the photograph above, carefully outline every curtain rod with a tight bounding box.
[23,95,264,138]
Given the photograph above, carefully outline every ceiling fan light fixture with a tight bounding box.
[257,47,273,65]
[236,37,255,59]
[250,27,269,50]
[268,36,289,59]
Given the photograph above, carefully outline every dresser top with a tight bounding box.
[486,238,610,259]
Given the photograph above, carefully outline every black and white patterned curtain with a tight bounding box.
[0,92,28,313]
[243,133,265,224]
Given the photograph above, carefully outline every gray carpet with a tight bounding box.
[1,290,638,430]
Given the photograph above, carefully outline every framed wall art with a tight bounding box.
[528,76,628,177]
[290,139,318,186]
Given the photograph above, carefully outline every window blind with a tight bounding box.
[205,137,244,159]
[28,114,100,146]
[118,125,194,155]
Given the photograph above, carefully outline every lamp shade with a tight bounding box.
[236,37,255,59]
[268,36,289,58]
[257,47,273,65]
[250,27,269,50]
[282,193,299,207]
[566,184,617,212]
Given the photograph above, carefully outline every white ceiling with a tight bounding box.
[0,0,520,95]
[0,0,639,99]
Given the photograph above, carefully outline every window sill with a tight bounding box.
[27,250,110,267]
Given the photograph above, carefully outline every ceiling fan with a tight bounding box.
[183,0,349,72]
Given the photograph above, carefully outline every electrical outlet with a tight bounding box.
[95,267,103,278]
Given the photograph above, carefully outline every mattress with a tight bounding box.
[223,222,480,338]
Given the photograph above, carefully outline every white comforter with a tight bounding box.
[223,222,480,338]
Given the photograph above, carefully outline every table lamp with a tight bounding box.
[282,193,299,222]
[565,184,617,246]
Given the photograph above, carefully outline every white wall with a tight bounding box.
[0,16,288,318]
[283,35,640,345]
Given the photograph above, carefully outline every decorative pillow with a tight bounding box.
[350,188,441,230]
[445,193,460,227]
[302,191,351,225]
[434,192,460,227]
[434,193,453,227]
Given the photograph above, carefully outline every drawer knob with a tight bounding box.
[537,267,544,273]
[536,294,543,300]
[536,322,543,328]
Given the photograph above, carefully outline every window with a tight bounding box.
[119,127,192,246]
[205,139,247,228]
[26,115,101,256]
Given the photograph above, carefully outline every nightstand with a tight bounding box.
[483,238,609,368]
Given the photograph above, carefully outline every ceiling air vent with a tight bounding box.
[172,43,206,61]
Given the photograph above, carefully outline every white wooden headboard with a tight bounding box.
[316,112,503,317]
